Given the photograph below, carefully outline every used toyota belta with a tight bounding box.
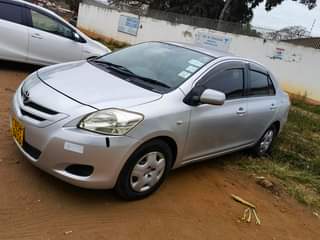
[10,42,290,200]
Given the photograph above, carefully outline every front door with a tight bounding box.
[0,2,29,62]
[183,61,251,161]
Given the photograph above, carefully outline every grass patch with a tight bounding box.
[233,97,320,210]
[291,94,320,115]
[291,99,320,115]
[95,38,130,51]
[78,28,130,51]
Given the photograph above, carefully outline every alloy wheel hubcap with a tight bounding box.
[259,130,274,153]
[130,152,166,192]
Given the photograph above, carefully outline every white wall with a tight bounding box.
[78,2,320,102]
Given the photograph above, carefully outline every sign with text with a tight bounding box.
[267,47,302,63]
[118,15,140,36]
[195,31,231,52]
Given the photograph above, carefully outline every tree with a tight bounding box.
[266,0,317,10]
[65,0,81,12]
[110,0,317,24]
[267,26,311,40]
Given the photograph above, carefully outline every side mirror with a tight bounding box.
[73,32,81,42]
[200,89,226,105]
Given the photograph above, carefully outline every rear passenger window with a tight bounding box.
[0,3,23,24]
[249,70,270,96]
[269,77,276,95]
[204,69,244,99]
[31,10,73,39]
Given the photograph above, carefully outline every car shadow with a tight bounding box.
[0,60,41,73]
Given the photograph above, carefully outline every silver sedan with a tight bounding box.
[10,42,290,200]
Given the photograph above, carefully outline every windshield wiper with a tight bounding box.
[92,60,134,75]
[131,76,171,89]
[92,60,171,89]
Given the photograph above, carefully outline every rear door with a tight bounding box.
[0,1,29,62]
[26,8,82,65]
[246,63,278,142]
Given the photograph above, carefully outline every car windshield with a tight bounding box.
[93,42,214,92]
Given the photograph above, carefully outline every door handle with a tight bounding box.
[270,104,277,111]
[237,107,247,116]
[31,33,43,39]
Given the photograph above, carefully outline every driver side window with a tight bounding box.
[203,68,245,100]
[31,10,73,39]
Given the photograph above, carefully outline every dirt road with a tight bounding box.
[0,61,319,240]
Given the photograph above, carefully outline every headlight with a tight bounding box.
[78,109,143,135]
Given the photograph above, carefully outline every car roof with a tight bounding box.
[2,0,59,18]
[2,0,84,36]
[166,41,233,58]
[166,42,270,71]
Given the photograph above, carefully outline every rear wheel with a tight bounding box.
[252,125,277,157]
[115,140,173,200]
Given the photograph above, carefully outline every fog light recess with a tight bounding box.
[65,164,94,177]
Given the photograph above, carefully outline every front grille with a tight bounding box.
[20,86,60,123]
[20,108,46,122]
[24,101,58,115]
[23,141,41,159]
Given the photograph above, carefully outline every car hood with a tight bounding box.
[37,61,162,110]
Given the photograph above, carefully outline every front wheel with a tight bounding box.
[115,140,173,200]
[252,125,277,157]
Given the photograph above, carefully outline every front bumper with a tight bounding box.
[11,88,139,189]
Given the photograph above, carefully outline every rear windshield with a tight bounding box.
[95,42,214,91]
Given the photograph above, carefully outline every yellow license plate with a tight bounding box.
[11,117,24,146]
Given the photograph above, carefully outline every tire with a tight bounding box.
[115,139,173,200]
[252,125,277,157]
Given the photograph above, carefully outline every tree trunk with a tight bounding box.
[149,0,162,9]
[217,0,233,30]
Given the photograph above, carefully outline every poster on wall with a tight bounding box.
[118,15,140,36]
[267,47,302,63]
[195,31,232,51]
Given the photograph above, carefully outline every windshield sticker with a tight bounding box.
[178,71,191,79]
[186,65,198,73]
[188,59,204,67]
